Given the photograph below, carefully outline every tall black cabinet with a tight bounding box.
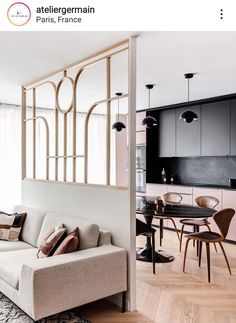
[201,101,230,156]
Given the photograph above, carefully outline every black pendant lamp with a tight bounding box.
[142,84,158,128]
[112,92,126,132]
[179,73,198,123]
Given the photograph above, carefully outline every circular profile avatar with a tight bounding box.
[7,2,31,26]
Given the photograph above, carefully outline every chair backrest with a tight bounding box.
[195,196,219,209]
[163,192,182,204]
[213,208,235,239]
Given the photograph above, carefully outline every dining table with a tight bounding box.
[136,197,216,263]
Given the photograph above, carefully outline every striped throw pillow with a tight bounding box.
[0,212,27,241]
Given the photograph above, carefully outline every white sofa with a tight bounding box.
[0,205,127,321]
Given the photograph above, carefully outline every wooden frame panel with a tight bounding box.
[22,40,129,187]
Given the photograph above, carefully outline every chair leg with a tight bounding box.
[183,238,191,272]
[179,224,185,252]
[151,231,156,275]
[193,226,196,247]
[206,242,211,283]
[159,218,163,247]
[198,241,202,267]
[218,241,232,275]
[169,218,180,242]
[196,226,199,257]
[206,224,217,252]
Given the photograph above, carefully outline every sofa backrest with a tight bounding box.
[97,229,111,246]
[37,213,100,250]
[12,205,46,247]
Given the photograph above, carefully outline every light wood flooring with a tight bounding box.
[80,229,236,322]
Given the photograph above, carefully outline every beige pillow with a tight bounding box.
[37,224,66,258]
[53,227,79,256]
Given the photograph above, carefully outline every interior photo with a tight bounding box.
[0,31,236,323]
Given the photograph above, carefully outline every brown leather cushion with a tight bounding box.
[186,231,221,241]
[37,224,67,258]
[53,227,79,256]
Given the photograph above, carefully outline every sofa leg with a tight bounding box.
[122,291,126,313]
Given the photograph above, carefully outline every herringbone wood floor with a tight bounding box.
[80,229,236,323]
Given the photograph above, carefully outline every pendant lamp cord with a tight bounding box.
[117,97,120,121]
[148,88,150,116]
[188,78,190,103]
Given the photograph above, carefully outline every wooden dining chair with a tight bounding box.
[136,218,156,274]
[183,208,235,282]
[155,193,182,246]
[179,196,219,252]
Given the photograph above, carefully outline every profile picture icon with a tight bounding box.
[7,2,31,26]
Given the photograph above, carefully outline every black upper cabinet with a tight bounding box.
[231,99,236,156]
[201,101,230,156]
[176,106,201,157]
[158,109,176,157]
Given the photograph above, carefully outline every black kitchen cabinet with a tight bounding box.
[201,101,230,156]
[231,99,236,156]
[176,106,201,157]
[158,109,176,157]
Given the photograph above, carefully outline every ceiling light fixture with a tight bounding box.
[142,84,158,128]
[179,73,198,124]
[112,92,126,132]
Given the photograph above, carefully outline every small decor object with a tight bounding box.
[170,174,174,184]
[161,168,167,183]
[142,84,158,128]
[37,224,67,258]
[0,291,91,323]
[112,92,126,132]
[179,73,198,123]
[0,212,27,241]
[53,227,80,255]
[155,196,164,212]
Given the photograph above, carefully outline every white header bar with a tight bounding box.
[1,0,236,31]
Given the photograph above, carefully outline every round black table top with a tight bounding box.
[136,203,216,218]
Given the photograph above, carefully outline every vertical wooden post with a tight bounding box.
[73,89,77,183]
[21,86,27,180]
[106,57,111,185]
[55,107,58,181]
[64,113,67,181]
[46,121,49,180]
[128,36,137,311]
[32,88,36,179]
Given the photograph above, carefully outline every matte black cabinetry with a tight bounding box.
[158,109,176,157]
[231,99,236,156]
[176,106,201,157]
[201,101,230,156]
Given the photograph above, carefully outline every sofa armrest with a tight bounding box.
[19,245,127,320]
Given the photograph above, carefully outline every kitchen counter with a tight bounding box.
[149,182,236,190]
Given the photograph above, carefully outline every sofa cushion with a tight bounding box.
[12,206,46,247]
[0,240,34,252]
[0,212,27,241]
[0,249,37,289]
[53,227,79,256]
[37,224,66,258]
[37,213,99,250]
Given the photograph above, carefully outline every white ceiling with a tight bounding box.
[1,31,236,111]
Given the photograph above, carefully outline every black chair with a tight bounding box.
[136,218,156,274]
